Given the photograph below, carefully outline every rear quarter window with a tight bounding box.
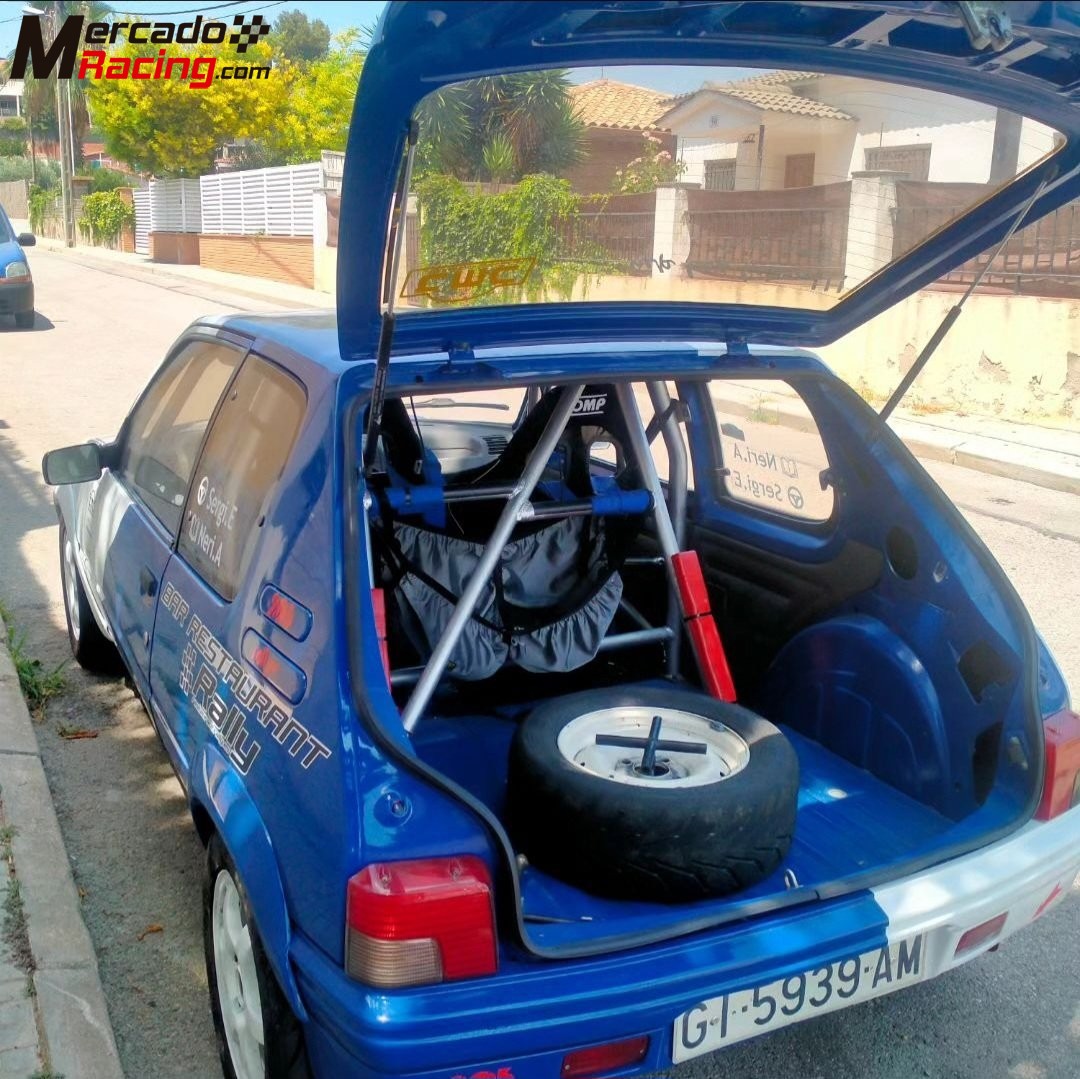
[710,379,834,523]
[179,355,306,600]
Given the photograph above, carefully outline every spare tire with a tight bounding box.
[506,686,798,903]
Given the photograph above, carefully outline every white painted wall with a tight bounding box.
[669,76,1060,190]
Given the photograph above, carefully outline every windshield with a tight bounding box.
[0,207,14,243]
[392,65,1061,313]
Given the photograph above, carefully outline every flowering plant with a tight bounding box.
[612,131,686,193]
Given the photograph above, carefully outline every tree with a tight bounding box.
[415,71,585,182]
[264,31,365,164]
[88,39,287,176]
[272,9,331,64]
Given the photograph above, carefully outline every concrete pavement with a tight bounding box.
[0,611,123,1079]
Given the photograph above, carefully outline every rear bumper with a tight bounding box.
[294,808,1080,1079]
[0,279,33,315]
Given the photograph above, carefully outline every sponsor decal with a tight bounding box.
[10,12,273,89]
[162,582,331,775]
[187,474,238,569]
[572,392,608,416]
[401,258,535,304]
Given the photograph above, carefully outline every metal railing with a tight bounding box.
[684,204,848,291]
[560,209,656,276]
[893,199,1080,297]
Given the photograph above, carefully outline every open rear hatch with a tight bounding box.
[340,0,1080,958]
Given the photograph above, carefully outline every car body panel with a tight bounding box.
[337,1,1080,359]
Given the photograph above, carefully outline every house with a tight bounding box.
[659,70,1057,191]
[0,78,25,119]
[566,79,676,193]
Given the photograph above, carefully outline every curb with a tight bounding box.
[0,615,124,1079]
[711,391,1080,496]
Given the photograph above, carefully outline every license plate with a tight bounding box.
[672,933,926,1062]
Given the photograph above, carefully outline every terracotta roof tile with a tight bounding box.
[569,79,674,131]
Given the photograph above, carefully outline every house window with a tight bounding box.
[864,143,932,181]
[704,159,736,192]
[0,97,18,118]
[783,154,816,189]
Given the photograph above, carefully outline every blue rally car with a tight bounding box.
[42,3,1080,1078]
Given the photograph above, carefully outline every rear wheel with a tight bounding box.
[507,686,799,902]
[204,836,310,1079]
[58,520,123,673]
[14,310,34,329]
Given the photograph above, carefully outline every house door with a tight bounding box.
[784,153,816,189]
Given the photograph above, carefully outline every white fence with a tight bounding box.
[133,189,150,253]
[200,163,322,237]
[149,178,201,233]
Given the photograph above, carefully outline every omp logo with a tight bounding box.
[451,1070,514,1079]
[197,476,209,506]
[573,393,608,415]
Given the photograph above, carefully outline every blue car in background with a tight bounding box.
[40,4,1080,1078]
[0,202,35,329]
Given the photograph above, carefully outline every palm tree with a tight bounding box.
[9,1,113,176]
[415,70,585,182]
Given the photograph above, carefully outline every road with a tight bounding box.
[1,249,1078,1079]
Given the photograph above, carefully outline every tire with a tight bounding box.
[204,835,311,1079]
[58,520,123,674]
[14,310,35,329]
[506,686,799,903]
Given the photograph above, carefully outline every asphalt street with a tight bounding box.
[1,248,1077,1079]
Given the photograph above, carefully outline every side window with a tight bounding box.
[179,356,306,601]
[710,379,834,523]
[121,341,242,533]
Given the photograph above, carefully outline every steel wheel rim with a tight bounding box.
[556,705,750,788]
[62,536,80,642]
[212,870,265,1079]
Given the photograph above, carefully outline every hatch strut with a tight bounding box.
[879,179,1047,423]
[362,120,419,474]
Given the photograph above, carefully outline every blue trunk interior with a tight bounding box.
[411,700,1014,947]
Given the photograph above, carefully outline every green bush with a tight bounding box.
[87,167,133,193]
[78,190,134,245]
[28,185,54,234]
[415,173,612,304]
[0,157,60,188]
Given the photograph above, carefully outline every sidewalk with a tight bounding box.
[32,234,332,312]
[711,380,1080,496]
[32,238,1080,495]
[0,614,123,1079]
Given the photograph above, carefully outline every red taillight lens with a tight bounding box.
[346,856,497,988]
[954,912,1008,957]
[1036,709,1080,821]
[562,1037,650,1079]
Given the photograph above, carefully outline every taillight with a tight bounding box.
[954,912,1008,957]
[346,856,497,988]
[1036,709,1080,821]
[562,1037,650,1078]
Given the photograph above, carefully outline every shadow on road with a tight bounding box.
[0,312,56,333]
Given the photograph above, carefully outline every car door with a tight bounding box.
[85,337,244,698]
[150,353,307,772]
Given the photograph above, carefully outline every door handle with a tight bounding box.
[139,566,158,599]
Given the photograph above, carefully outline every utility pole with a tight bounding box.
[52,3,75,247]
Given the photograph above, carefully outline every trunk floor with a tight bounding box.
[413,714,955,950]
